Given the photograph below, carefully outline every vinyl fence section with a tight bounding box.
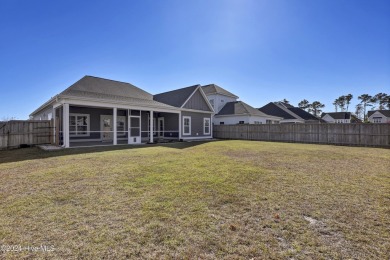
[0,120,53,149]
[213,124,390,148]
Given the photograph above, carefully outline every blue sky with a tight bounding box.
[1,0,389,119]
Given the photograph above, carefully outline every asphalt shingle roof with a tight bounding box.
[217,101,271,117]
[368,110,390,117]
[258,102,296,119]
[153,85,199,108]
[258,102,321,121]
[60,76,153,100]
[321,112,351,120]
[202,84,239,99]
[288,107,319,120]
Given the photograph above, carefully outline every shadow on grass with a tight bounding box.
[0,140,217,164]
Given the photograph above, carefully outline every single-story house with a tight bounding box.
[321,112,352,123]
[258,102,321,123]
[368,110,390,123]
[213,101,282,125]
[201,84,281,124]
[30,76,214,148]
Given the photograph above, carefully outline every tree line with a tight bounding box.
[284,92,389,121]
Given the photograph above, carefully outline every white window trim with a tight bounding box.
[70,113,90,137]
[183,116,191,136]
[203,118,210,135]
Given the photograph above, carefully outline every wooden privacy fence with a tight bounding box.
[213,124,390,148]
[0,120,53,149]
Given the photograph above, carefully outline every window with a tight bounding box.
[254,121,261,124]
[373,117,382,123]
[220,122,224,125]
[183,116,191,135]
[209,99,214,108]
[70,113,90,136]
[204,118,210,135]
[239,121,245,124]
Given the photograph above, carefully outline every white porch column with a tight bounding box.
[210,116,213,138]
[113,107,117,145]
[178,112,182,140]
[149,110,154,143]
[63,103,70,148]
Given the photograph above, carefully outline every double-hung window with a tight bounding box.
[204,118,210,135]
[183,116,191,135]
[70,113,90,136]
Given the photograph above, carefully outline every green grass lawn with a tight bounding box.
[0,140,389,259]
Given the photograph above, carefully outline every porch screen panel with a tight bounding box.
[130,117,140,127]
[129,117,140,137]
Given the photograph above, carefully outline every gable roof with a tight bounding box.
[259,102,321,121]
[61,76,153,100]
[258,102,297,119]
[30,76,178,116]
[368,110,390,117]
[321,112,351,120]
[287,107,320,121]
[201,84,239,99]
[217,101,274,117]
[153,85,200,108]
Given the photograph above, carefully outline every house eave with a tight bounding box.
[29,95,58,117]
[58,95,181,112]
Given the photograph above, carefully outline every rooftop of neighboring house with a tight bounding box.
[201,84,239,99]
[217,101,277,118]
[367,110,390,117]
[321,112,351,120]
[258,102,320,121]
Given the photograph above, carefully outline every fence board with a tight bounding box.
[213,123,390,148]
[0,120,53,149]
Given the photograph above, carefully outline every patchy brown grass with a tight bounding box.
[0,140,389,259]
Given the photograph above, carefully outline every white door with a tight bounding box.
[100,115,113,141]
[158,117,164,138]
[128,115,141,144]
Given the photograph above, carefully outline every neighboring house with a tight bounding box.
[214,101,282,125]
[367,110,390,123]
[30,76,213,148]
[258,102,321,123]
[321,112,352,123]
[202,84,239,113]
[201,84,281,124]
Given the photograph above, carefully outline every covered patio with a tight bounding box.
[54,104,181,148]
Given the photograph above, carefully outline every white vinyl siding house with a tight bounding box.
[368,110,390,123]
[322,112,351,123]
